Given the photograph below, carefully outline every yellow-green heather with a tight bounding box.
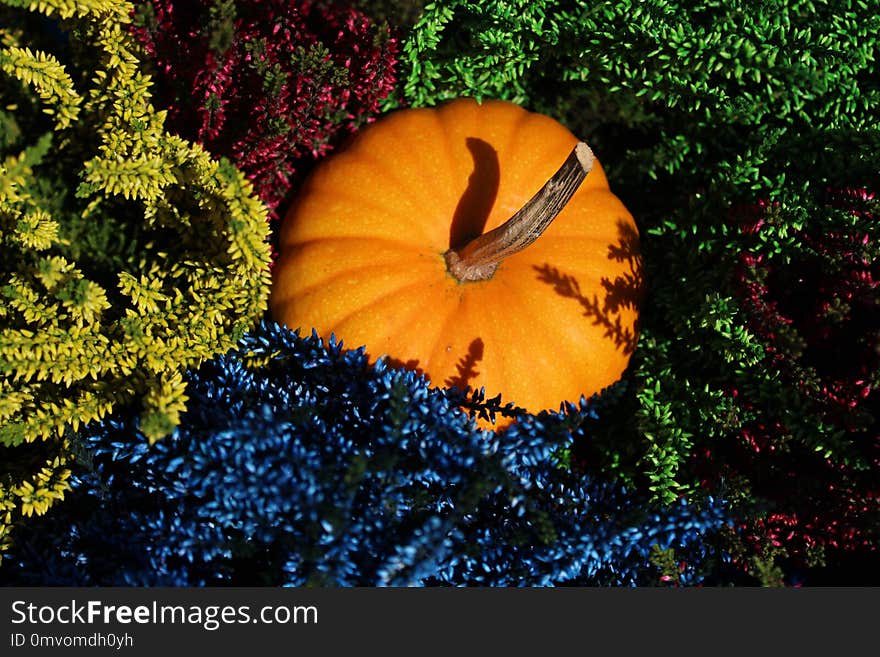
[0,0,271,560]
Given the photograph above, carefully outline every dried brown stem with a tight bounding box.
[445,141,595,282]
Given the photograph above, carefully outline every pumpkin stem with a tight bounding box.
[445,141,595,282]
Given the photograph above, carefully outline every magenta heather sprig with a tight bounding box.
[132,0,399,219]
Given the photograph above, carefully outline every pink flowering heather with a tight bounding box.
[132,0,399,220]
[728,189,880,575]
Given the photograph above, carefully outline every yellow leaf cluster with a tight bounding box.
[0,44,81,129]
[0,444,71,563]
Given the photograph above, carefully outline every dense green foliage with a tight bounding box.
[396,1,878,192]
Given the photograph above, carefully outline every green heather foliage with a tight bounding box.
[0,0,271,556]
[397,0,879,191]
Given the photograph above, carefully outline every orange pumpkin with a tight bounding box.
[270,98,642,426]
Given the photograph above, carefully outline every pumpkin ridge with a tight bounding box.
[491,278,581,408]
[432,107,464,215]
[500,102,531,152]
[275,260,431,303]
[495,106,533,205]
[286,188,424,230]
[285,187,443,248]
[425,298,473,387]
[502,115,578,200]
[284,235,428,254]
[543,192,634,242]
[375,292,454,373]
[347,144,450,217]
[327,276,444,344]
[470,289,505,404]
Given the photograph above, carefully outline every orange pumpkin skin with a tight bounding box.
[270,98,642,425]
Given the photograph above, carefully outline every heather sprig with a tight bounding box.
[0,322,731,586]
[131,0,400,219]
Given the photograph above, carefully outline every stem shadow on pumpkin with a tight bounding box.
[449,138,500,250]
[533,220,644,355]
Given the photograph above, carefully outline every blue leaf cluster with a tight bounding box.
[0,322,732,586]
